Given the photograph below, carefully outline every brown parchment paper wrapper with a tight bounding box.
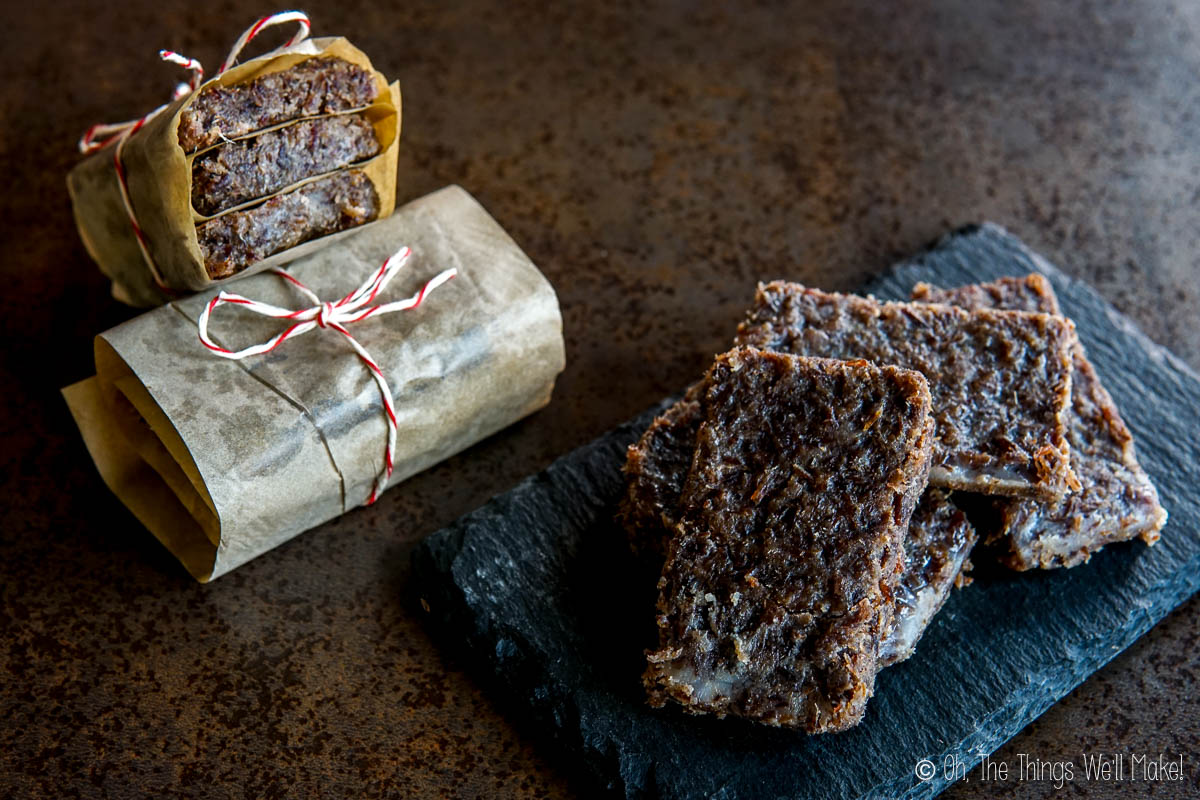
[63,185,565,582]
[67,37,400,308]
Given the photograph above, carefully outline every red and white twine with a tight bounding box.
[77,11,314,290]
[197,247,458,505]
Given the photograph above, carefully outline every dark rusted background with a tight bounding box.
[2,1,1197,797]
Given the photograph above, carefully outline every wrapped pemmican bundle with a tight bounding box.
[68,13,401,306]
[64,186,565,581]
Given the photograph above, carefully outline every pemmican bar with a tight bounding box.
[912,274,1167,569]
[735,283,1080,500]
[644,348,934,732]
[178,57,379,153]
[618,382,703,561]
[620,388,976,668]
[191,114,381,216]
[197,170,379,279]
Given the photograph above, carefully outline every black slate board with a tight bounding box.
[412,224,1200,799]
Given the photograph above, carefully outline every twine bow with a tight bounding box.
[77,11,313,289]
[197,247,458,505]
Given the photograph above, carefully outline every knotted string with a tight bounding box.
[196,246,458,504]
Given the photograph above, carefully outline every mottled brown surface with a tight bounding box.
[617,381,702,560]
[912,273,1061,317]
[191,114,381,216]
[645,349,933,732]
[3,0,1198,797]
[736,283,1079,499]
[197,169,379,278]
[178,56,378,153]
[620,382,976,672]
[917,275,1168,569]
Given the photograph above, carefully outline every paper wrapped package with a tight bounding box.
[63,186,565,581]
[68,35,400,308]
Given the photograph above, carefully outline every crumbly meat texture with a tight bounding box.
[191,114,381,216]
[913,275,1167,569]
[620,392,974,667]
[878,489,976,666]
[644,348,934,733]
[617,383,703,560]
[197,170,378,279]
[911,273,1060,315]
[735,282,1080,500]
[178,57,379,153]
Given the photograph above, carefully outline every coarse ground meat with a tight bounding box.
[644,348,934,732]
[178,57,378,153]
[735,283,1080,500]
[191,114,381,216]
[197,170,378,279]
[912,274,1166,568]
[620,390,976,670]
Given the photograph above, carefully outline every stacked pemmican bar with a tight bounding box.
[622,274,1164,732]
[911,274,1166,568]
[182,57,385,280]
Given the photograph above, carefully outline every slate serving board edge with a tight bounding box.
[412,408,667,797]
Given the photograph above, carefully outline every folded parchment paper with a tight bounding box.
[67,37,400,308]
[63,185,565,582]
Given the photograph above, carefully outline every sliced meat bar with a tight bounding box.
[197,169,379,279]
[620,389,975,667]
[645,348,934,732]
[178,56,379,153]
[735,283,1080,500]
[618,383,703,561]
[191,114,382,216]
[912,274,1167,568]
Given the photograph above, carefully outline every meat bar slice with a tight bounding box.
[645,348,934,732]
[191,114,382,216]
[620,390,976,666]
[912,272,1059,315]
[618,383,703,561]
[878,489,976,666]
[178,57,379,153]
[735,283,1080,500]
[912,274,1167,569]
[197,170,378,279]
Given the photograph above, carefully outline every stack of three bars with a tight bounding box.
[181,56,387,279]
[620,276,1165,733]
